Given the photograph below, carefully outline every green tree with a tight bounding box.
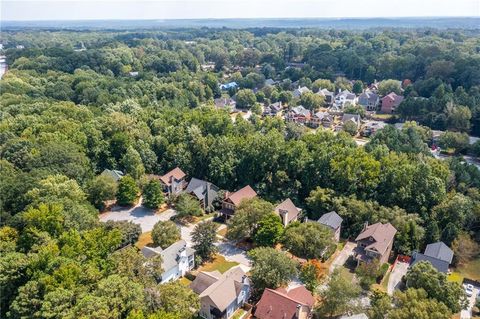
[378,79,402,96]
[317,269,361,318]
[343,120,359,136]
[405,261,467,313]
[143,180,164,209]
[156,282,200,319]
[451,232,480,266]
[117,175,139,206]
[175,193,202,219]
[253,213,284,247]
[300,92,325,110]
[312,79,335,92]
[87,174,118,210]
[299,260,325,292]
[388,288,451,319]
[227,198,274,241]
[282,222,334,259]
[439,131,469,154]
[248,247,297,294]
[236,89,257,109]
[369,290,392,319]
[151,221,180,249]
[306,187,335,219]
[191,221,218,262]
[352,80,364,94]
[104,221,142,248]
[121,147,145,180]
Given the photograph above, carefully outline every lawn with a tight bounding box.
[198,254,239,274]
[231,309,247,319]
[179,277,192,287]
[217,227,228,237]
[454,258,480,281]
[447,271,464,284]
[135,231,153,249]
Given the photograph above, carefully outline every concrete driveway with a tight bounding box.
[330,241,356,273]
[461,286,479,319]
[387,261,409,295]
[216,241,251,270]
[99,200,177,232]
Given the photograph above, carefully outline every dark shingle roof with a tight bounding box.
[424,242,454,264]
[186,178,219,208]
[318,211,343,230]
[411,252,450,273]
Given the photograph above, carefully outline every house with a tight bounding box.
[220,82,238,90]
[214,97,236,111]
[263,102,283,117]
[357,91,380,111]
[201,63,216,71]
[354,222,397,265]
[141,239,194,283]
[310,111,334,128]
[185,178,220,211]
[337,113,361,132]
[159,167,187,196]
[410,241,454,273]
[334,90,356,108]
[254,284,314,319]
[361,121,387,137]
[317,88,335,106]
[101,169,124,182]
[275,198,302,227]
[285,106,311,124]
[191,266,250,319]
[264,78,276,86]
[381,92,404,114]
[220,185,257,217]
[128,71,139,77]
[318,211,343,241]
[293,86,311,98]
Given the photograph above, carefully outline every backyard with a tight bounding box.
[198,254,240,273]
[449,258,480,283]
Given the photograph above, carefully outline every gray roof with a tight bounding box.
[411,252,450,273]
[141,239,194,272]
[265,79,276,86]
[358,91,379,103]
[424,242,454,264]
[342,113,361,124]
[318,211,343,230]
[314,111,333,121]
[186,178,219,208]
[101,169,124,182]
[291,105,311,116]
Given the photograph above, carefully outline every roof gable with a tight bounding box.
[226,185,257,206]
[424,242,453,264]
[160,167,186,186]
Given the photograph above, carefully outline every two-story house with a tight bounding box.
[141,239,194,283]
[334,90,356,108]
[191,266,250,319]
[274,198,302,227]
[410,241,454,273]
[354,222,397,265]
[357,90,380,111]
[285,106,311,124]
[380,92,404,114]
[317,211,343,242]
[185,178,220,211]
[317,88,335,106]
[159,167,187,196]
[220,185,257,218]
[310,111,334,129]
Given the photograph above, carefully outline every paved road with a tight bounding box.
[387,261,409,295]
[99,200,177,232]
[330,241,356,273]
[216,241,251,270]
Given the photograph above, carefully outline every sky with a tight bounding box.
[1,0,479,21]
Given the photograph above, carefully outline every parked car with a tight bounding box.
[464,283,474,297]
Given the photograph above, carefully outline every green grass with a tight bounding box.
[232,309,246,319]
[338,265,355,282]
[179,277,192,287]
[198,255,239,274]
[454,258,480,281]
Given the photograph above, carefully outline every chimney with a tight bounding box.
[363,221,369,231]
[295,304,302,319]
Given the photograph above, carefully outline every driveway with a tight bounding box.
[387,261,409,295]
[216,241,251,270]
[330,241,356,273]
[461,286,479,319]
[99,200,177,232]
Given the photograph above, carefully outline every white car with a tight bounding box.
[464,284,474,297]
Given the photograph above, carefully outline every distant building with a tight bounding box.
[274,198,302,226]
[264,78,277,86]
[128,71,139,77]
[381,92,404,114]
[318,211,343,241]
[285,105,311,124]
[317,88,335,105]
[141,239,194,284]
[214,97,236,111]
[191,266,250,319]
[255,284,314,319]
[334,90,356,108]
[358,91,380,111]
[219,82,238,90]
[263,102,283,117]
[411,241,454,273]
[310,111,334,128]
[293,86,311,98]
[101,169,124,182]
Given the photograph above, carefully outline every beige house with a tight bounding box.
[220,185,257,218]
[190,266,250,319]
[274,198,302,227]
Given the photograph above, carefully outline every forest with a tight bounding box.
[1,27,480,318]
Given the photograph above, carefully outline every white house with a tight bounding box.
[334,90,356,108]
[141,239,194,283]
